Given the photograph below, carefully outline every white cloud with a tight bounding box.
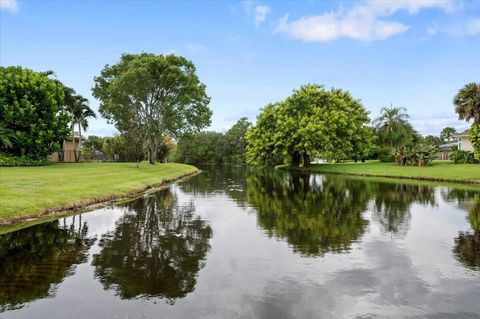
[465,18,480,36]
[425,25,438,37]
[410,112,469,136]
[254,5,271,27]
[276,0,455,42]
[185,43,206,53]
[241,1,271,27]
[0,0,18,12]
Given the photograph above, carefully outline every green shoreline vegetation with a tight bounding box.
[0,162,198,223]
[278,161,480,185]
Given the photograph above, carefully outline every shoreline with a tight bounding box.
[278,163,480,186]
[0,169,199,228]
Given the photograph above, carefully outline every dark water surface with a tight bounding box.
[1,167,479,318]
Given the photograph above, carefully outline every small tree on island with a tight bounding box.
[93,53,212,164]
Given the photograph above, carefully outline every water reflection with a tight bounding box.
[243,170,370,256]
[452,192,480,270]
[372,183,435,235]
[0,217,94,311]
[1,167,480,318]
[92,189,212,303]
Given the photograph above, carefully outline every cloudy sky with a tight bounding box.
[1,0,479,136]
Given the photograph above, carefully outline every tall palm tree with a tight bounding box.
[72,95,96,162]
[373,105,410,145]
[440,127,457,143]
[454,82,480,124]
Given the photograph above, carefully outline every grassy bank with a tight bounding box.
[0,162,198,223]
[279,161,480,185]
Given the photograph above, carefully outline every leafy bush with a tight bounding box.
[469,123,480,160]
[450,146,477,164]
[393,143,438,166]
[0,153,49,166]
[377,145,394,162]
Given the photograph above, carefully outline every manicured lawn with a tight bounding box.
[0,162,198,221]
[280,161,480,184]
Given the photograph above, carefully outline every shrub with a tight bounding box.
[450,146,477,164]
[0,153,49,167]
[377,145,394,162]
[469,123,480,160]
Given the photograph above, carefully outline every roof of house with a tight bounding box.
[454,129,469,137]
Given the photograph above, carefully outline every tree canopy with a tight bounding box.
[454,82,480,124]
[0,66,70,158]
[174,117,252,164]
[454,82,480,160]
[92,53,212,164]
[246,84,373,166]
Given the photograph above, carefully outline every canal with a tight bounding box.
[1,167,479,318]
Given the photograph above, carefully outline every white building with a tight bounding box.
[455,130,474,152]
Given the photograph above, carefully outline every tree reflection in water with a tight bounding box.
[371,182,435,236]
[92,189,212,303]
[453,192,480,270]
[244,170,370,256]
[0,216,94,311]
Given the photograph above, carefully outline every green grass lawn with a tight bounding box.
[0,162,197,221]
[280,161,480,184]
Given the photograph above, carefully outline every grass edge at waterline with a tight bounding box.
[0,162,199,226]
[277,161,480,185]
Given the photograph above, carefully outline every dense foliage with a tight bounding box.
[0,153,50,167]
[174,118,252,164]
[93,53,212,164]
[374,106,437,166]
[246,85,374,167]
[0,66,70,160]
[454,82,480,160]
[450,146,477,164]
[469,123,480,160]
[454,82,480,123]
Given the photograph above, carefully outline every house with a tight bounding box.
[455,129,474,152]
[49,137,82,163]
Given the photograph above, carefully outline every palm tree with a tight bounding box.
[454,82,480,124]
[440,127,457,143]
[373,105,410,145]
[0,121,16,149]
[72,95,96,162]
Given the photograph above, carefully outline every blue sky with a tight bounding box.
[1,0,479,136]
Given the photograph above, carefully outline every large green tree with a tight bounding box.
[93,53,212,164]
[246,85,371,167]
[0,66,70,158]
[225,117,252,163]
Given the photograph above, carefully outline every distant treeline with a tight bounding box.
[173,118,251,164]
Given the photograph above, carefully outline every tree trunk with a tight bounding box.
[303,153,310,167]
[77,122,82,162]
[291,151,301,167]
[71,121,77,163]
[148,143,157,164]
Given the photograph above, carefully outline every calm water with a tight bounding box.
[1,167,479,318]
